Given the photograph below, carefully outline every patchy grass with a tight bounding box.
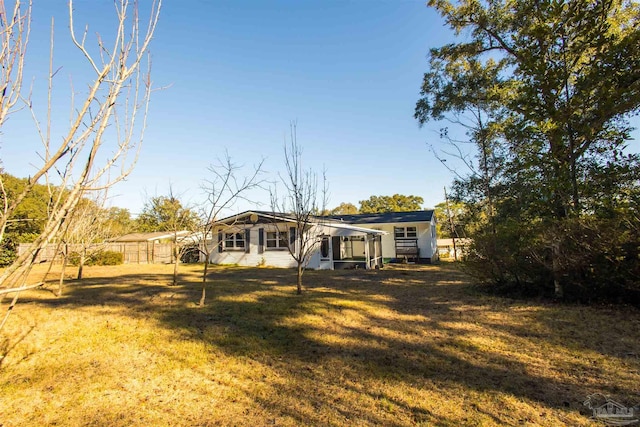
[1,263,639,426]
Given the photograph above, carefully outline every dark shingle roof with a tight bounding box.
[327,210,434,224]
[215,210,435,226]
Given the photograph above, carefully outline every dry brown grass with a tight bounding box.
[1,263,639,426]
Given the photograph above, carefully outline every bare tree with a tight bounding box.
[0,1,31,242]
[196,154,264,306]
[49,192,116,297]
[0,0,162,331]
[69,196,116,278]
[139,187,198,286]
[271,123,328,295]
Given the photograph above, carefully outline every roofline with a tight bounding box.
[214,209,433,228]
[145,230,191,241]
[323,222,388,235]
[213,210,297,226]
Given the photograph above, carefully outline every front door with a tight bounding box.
[318,236,332,269]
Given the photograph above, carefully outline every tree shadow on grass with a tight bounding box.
[23,263,638,424]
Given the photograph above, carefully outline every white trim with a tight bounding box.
[322,222,387,236]
[223,231,246,251]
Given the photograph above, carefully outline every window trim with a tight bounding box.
[394,226,418,239]
[266,230,289,250]
[223,231,246,251]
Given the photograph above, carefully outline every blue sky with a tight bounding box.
[1,0,457,215]
[2,1,638,216]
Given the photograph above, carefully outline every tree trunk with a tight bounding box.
[551,238,563,299]
[172,245,180,286]
[199,260,209,306]
[58,243,68,297]
[77,250,85,280]
[296,263,303,295]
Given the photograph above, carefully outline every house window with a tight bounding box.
[394,226,417,239]
[224,232,245,250]
[266,231,288,249]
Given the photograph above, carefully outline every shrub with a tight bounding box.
[67,251,82,266]
[67,250,123,266]
[464,216,640,304]
[94,251,123,266]
[0,234,17,267]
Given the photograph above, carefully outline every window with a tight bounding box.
[224,232,245,250]
[394,227,404,239]
[394,226,417,239]
[266,231,288,249]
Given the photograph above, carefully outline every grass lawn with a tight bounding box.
[1,263,639,426]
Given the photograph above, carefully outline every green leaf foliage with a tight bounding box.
[329,202,359,215]
[418,0,640,303]
[135,195,198,233]
[359,194,424,213]
[0,173,51,265]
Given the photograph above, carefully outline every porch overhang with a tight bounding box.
[322,222,387,237]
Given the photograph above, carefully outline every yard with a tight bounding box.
[1,263,639,426]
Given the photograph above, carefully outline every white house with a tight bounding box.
[207,210,437,269]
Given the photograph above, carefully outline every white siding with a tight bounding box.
[207,217,437,267]
[208,225,317,268]
[355,220,437,260]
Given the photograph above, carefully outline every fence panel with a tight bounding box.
[17,242,176,264]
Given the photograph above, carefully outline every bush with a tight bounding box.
[68,250,123,266]
[94,251,123,266]
[0,234,17,267]
[0,232,40,267]
[67,251,82,266]
[464,216,640,304]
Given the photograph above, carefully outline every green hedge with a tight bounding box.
[69,250,123,266]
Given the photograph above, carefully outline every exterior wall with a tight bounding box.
[208,225,298,268]
[306,245,323,269]
[355,219,437,261]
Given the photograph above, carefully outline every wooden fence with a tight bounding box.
[18,242,176,264]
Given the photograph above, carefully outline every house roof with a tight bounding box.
[213,210,296,226]
[213,211,387,236]
[214,210,434,227]
[327,210,434,224]
[110,230,191,242]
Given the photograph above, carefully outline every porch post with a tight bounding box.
[364,234,370,269]
[373,235,378,268]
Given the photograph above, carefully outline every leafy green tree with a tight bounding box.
[329,202,359,215]
[433,200,467,239]
[417,0,640,300]
[104,207,134,237]
[359,194,424,213]
[0,174,50,266]
[136,195,198,233]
